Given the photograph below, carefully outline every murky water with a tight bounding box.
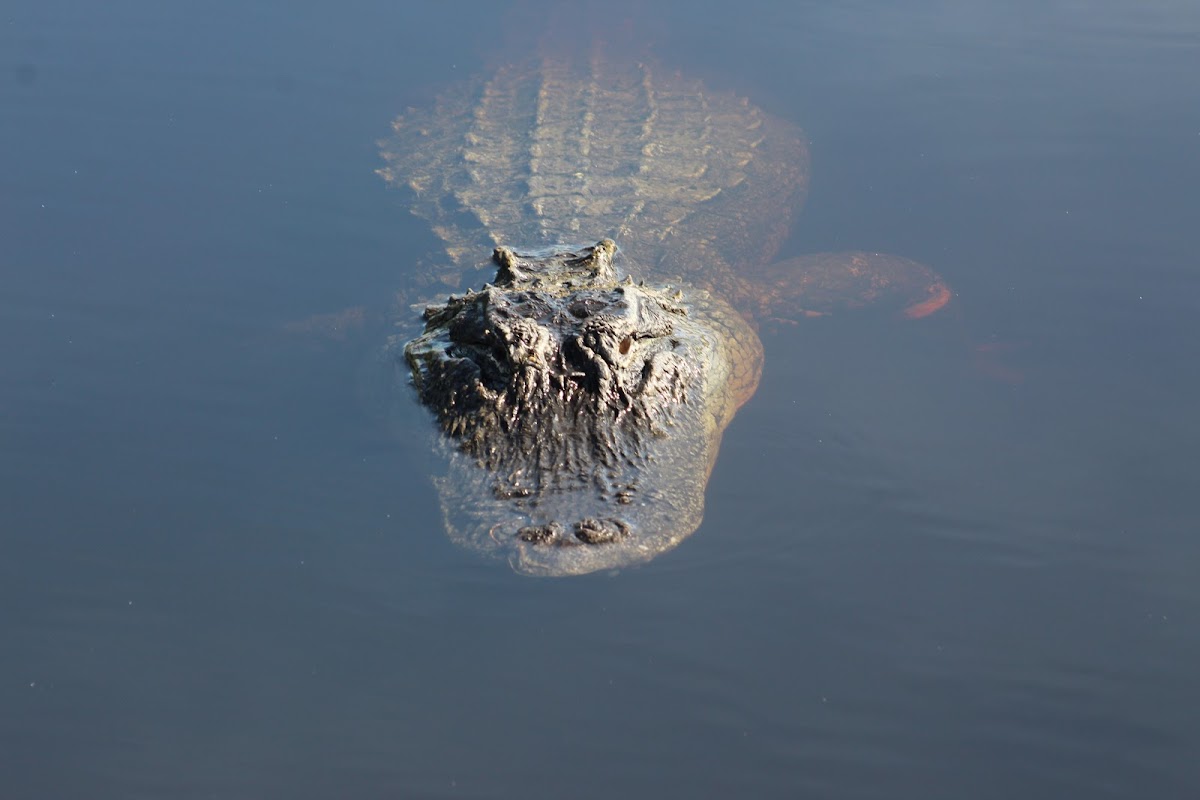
[3,1,1198,797]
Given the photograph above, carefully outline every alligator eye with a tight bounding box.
[619,336,632,355]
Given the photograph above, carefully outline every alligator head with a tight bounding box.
[399,240,763,576]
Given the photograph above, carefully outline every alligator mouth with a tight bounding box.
[399,240,760,576]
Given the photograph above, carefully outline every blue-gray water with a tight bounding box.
[3,1,1198,797]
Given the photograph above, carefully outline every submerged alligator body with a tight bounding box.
[379,49,951,576]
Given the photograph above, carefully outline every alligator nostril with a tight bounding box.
[574,517,631,544]
[517,522,564,544]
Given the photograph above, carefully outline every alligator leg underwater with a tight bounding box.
[738,251,954,324]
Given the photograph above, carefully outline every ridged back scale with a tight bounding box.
[377,49,811,311]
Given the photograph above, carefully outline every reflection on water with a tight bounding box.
[2,1,1198,797]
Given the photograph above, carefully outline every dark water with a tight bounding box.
[3,1,1199,797]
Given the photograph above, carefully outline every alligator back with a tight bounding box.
[378,46,810,291]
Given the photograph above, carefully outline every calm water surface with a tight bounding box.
[3,1,1199,797]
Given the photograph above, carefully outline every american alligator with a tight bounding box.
[378,51,951,576]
